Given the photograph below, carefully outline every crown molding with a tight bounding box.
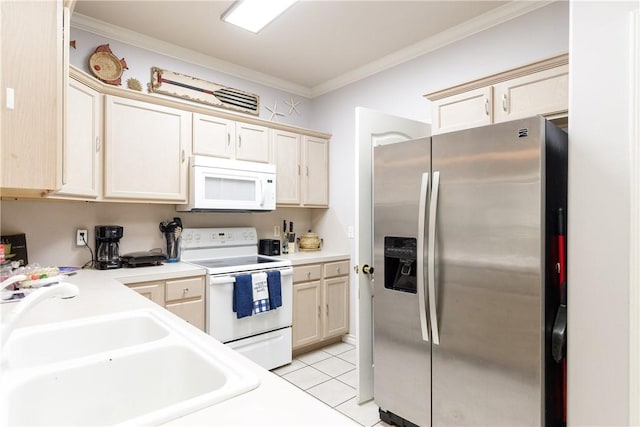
[72,1,555,99]
[310,0,556,97]
[71,13,313,98]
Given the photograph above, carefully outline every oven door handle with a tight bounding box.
[208,267,293,285]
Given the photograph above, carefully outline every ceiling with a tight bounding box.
[72,1,545,97]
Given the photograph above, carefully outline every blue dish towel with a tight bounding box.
[233,274,254,319]
[267,270,282,309]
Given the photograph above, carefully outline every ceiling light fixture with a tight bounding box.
[221,0,297,33]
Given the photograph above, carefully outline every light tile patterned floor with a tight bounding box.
[272,342,392,427]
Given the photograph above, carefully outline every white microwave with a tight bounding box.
[177,156,276,212]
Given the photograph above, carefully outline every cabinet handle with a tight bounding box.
[502,94,508,112]
[326,303,329,316]
[484,98,490,116]
[238,135,242,148]
[298,165,301,176]
[95,136,101,153]
[183,287,189,294]
[227,133,231,146]
[306,166,309,176]
[181,149,186,163]
[318,305,321,318]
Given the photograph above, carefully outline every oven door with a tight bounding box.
[206,267,293,343]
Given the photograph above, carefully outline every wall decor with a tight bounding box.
[285,96,301,116]
[149,67,260,115]
[126,78,142,91]
[265,100,285,121]
[88,44,127,86]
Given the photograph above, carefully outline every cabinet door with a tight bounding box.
[236,122,270,163]
[127,281,165,306]
[292,281,322,349]
[272,129,301,204]
[302,136,329,206]
[192,113,235,159]
[55,79,102,198]
[104,96,191,201]
[431,86,492,135]
[323,276,349,339]
[493,64,569,123]
[166,300,205,331]
[1,0,64,192]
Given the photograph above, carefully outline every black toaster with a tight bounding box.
[259,239,281,256]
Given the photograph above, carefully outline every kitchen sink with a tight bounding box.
[2,342,259,426]
[0,310,260,426]
[2,310,171,369]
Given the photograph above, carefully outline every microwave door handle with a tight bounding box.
[258,178,265,207]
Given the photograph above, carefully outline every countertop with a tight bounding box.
[0,264,359,426]
[277,250,350,266]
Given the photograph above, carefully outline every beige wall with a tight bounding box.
[0,199,346,267]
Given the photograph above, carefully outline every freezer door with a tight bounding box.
[373,137,431,427]
[430,117,546,426]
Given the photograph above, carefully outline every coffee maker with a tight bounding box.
[95,225,123,270]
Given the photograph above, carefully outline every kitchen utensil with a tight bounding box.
[159,218,183,262]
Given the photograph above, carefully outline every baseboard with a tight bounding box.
[342,333,356,346]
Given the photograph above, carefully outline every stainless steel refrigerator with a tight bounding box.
[373,116,567,427]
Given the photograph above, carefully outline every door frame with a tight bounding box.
[355,107,429,402]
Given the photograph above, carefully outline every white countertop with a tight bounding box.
[278,250,350,266]
[0,264,359,426]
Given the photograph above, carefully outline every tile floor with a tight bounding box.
[272,342,392,427]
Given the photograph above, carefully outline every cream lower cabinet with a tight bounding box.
[53,78,102,199]
[427,54,568,135]
[193,113,270,163]
[127,275,205,331]
[272,130,329,207]
[292,260,349,351]
[104,95,191,202]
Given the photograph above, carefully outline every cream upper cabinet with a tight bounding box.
[1,0,68,195]
[272,132,329,207]
[431,87,492,135]
[193,113,270,163]
[104,95,191,202]
[302,136,329,207]
[493,64,569,123]
[272,129,302,204]
[426,54,568,135]
[54,78,102,199]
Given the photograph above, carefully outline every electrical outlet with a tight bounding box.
[76,229,88,246]
[274,225,280,237]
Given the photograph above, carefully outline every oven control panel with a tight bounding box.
[181,227,258,249]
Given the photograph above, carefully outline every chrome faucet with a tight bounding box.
[0,282,79,351]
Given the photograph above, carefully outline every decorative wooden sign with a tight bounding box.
[149,67,259,115]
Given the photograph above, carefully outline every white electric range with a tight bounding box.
[181,227,293,370]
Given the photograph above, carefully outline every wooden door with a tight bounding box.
[302,136,329,206]
[104,96,190,202]
[431,86,492,135]
[292,281,322,349]
[323,276,349,339]
[55,79,102,198]
[236,122,270,163]
[272,129,301,205]
[192,113,235,159]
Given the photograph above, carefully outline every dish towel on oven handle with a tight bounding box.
[251,272,271,314]
[267,270,282,309]
[233,274,254,319]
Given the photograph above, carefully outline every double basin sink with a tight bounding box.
[0,310,260,425]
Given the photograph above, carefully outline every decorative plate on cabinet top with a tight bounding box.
[88,44,128,86]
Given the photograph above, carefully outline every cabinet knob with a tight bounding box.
[183,287,189,294]
[337,267,341,274]
[307,271,311,279]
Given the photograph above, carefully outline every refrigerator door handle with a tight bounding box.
[428,171,441,345]
[417,172,430,342]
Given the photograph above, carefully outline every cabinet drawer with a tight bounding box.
[293,264,322,283]
[324,260,349,278]
[165,276,205,302]
[166,299,205,331]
